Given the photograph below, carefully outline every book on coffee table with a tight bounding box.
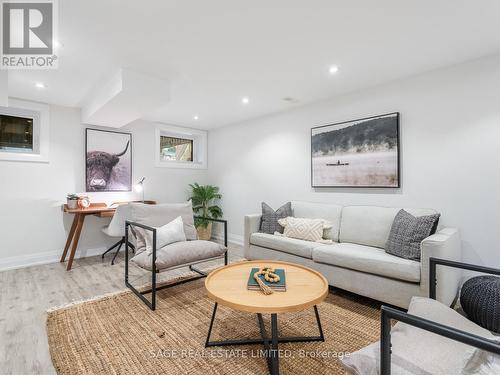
[247,268,286,292]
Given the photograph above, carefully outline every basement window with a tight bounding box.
[0,114,34,152]
[155,124,207,169]
[0,100,49,163]
[160,136,193,162]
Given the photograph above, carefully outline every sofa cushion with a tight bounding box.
[339,205,438,249]
[342,296,496,375]
[259,202,292,234]
[312,242,421,282]
[250,232,327,259]
[277,217,328,242]
[291,201,342,241]
[385,209,441,261]
[129,201,197,241]
[131,240,226,271]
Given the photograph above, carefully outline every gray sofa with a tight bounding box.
[244,201,462,309]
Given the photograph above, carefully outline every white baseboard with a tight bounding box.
[212,232,244,246]
[0,247,107,272]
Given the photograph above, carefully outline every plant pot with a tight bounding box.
[67,199,78,209]
[197,222,212,241]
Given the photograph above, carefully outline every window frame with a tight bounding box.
[154,123,207,169]
[0,99,49,163]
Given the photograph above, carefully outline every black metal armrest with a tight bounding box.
[125,220,157,233]
[429,257,500,299]
[380,305,500,375]
[193,216,228,247]
[125,220,157,273]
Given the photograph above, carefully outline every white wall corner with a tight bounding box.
[81,68,170,128]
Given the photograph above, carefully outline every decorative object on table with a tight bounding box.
[277,216,332,242]
[85,128,132,192]
[311,112,400,188]
[460,275,500,333]
[134,177,145,202]
[188,183,223,240]
[77,196,91,209]
[247,267,286,294]
[66,194,79,209]
[385,209,440,261]
[259,202,292,234]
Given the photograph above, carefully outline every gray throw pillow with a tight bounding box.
[385,209,440,261]
[260,202,292,234]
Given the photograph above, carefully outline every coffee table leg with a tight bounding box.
[314,305,325,341]
[205,303,218,347]
[270,314,279,375]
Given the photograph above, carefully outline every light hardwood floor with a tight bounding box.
[0,245,244,375]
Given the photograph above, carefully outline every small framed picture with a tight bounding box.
[85,128,132,192]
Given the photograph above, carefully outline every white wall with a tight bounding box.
[0,108,209,270]
[208,53,500,267]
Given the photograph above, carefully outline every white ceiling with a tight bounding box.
[7,0,500,129]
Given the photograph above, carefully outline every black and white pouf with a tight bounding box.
[460,275,500,333]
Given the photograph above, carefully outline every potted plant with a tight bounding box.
[66,194,79,209]
[189,183,223,240]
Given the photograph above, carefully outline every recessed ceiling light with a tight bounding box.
[329,65,339,74]
[35,82,46,89]
[193,115,199,120]
[241,96,249,104]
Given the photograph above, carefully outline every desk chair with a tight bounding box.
[101,204,134,265]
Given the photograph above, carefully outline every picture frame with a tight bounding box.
[311,112,400,188]
[85,128,132,192]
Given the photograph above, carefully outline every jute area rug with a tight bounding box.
[47,277,382,374]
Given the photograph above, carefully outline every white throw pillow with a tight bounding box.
[145,216,186,255]
[277,217,331,242]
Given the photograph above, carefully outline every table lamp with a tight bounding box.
[134,177,145,203]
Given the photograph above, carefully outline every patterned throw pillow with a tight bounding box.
[259,202,292,234]
[385,209,440,261]
[277,217,331,242]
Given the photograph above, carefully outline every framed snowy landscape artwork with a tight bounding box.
[311,113,400,188]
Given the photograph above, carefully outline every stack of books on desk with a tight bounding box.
[247,268,286,292]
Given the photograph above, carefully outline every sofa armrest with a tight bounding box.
[244,213,262,249]
[420,228,462,305]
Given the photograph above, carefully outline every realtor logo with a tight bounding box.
[1,0,58,69]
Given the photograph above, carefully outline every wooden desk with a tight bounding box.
[61,201,156,271]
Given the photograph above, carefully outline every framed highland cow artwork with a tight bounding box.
[311,112,400,188]
[85,128,132,192]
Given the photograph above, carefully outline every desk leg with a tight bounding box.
[60,214,79,263]
[66,214,85,271]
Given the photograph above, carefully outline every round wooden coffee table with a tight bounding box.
[205,260,329,375]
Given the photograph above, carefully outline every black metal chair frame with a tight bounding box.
[125,216,228,311]
[380,257,500,375]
